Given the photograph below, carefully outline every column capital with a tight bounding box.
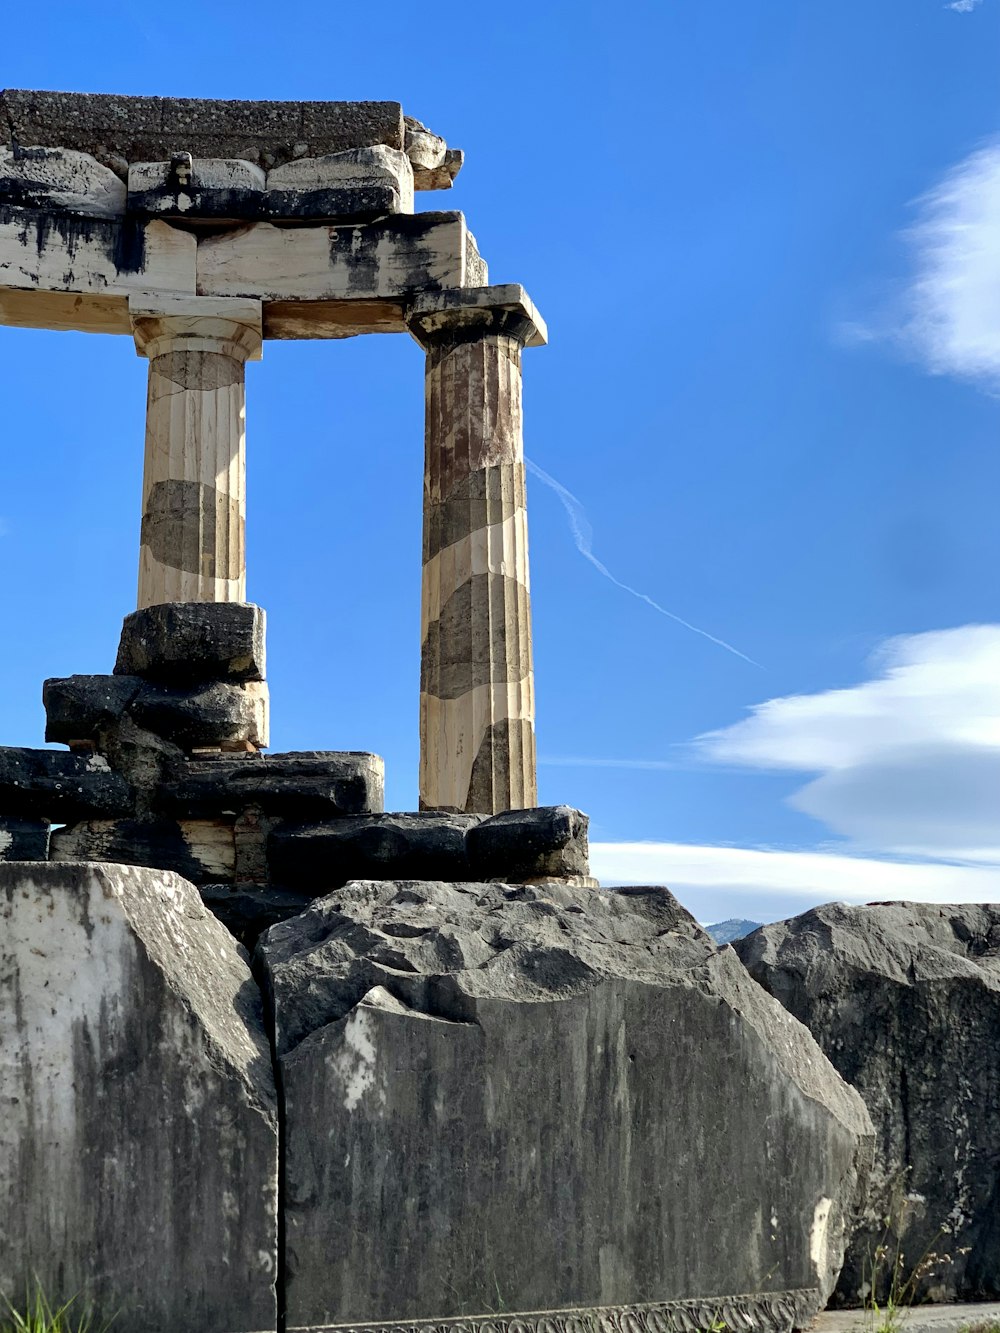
[407,284,547,351]
[129,295,263,363]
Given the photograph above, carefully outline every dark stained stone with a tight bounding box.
[0,816,49,860]
[465,716,536,814]
[157,751,384,820]
[1,89,404,169]
[736,902,1000,1305]
[466,805,589,881]
[115,601,265,683]
[257,880,873,1329]
[267,812,478,892]
[420,573,532,700]
[0,746,133,820]
[43,673,141,745]
[129,680,264,750]
[139,480,244,581]
[0,861,278,1333]
[421,461,526,562]
[199,881,314,951]
[51,816,234,885]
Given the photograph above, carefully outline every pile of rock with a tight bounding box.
[0,602,591,945]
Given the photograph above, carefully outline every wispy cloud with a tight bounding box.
[525,458,761,668]
[888,139,1000,387]
[539,755,682,771]
[697,624,1000,862]
[947,0,982,12]
[590,839,1000,924]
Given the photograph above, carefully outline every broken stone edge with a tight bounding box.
[286,1288,822,1333]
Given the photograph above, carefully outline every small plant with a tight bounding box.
[1,1282,115,1333]
[959,1325,1000,1333]
[863,1208,966,1333]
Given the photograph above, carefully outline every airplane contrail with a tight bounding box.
[525,458,763,669]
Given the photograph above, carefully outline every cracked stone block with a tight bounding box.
[0,816,49,860]
[736,902,1000,1304]
[157,750,385,819]
[258,880,874,1330]
[0,862,278,1333]
[0,746,133,820]
[115,601,266,684]
[267,811,479,891]
[465,805,590,882]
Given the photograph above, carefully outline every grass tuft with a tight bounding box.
[1,1282,114,1333]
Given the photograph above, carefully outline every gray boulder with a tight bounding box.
[0,862,278,1332]
[258,880,873,1331]
[737,902,1000,1304]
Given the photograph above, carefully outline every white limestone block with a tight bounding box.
[0,861,278,1332]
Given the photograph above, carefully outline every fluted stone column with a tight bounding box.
[408,285,547,814]
[130,295,263,609]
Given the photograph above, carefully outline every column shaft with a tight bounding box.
[131,299,262,610]
[419,331,537,813]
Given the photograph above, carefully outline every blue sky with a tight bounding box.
[1,0,998,923]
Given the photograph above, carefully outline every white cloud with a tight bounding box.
[591,840,1000,924]
[947,0,982,11]
[697,625,1000,861]
[899,139,1000,386]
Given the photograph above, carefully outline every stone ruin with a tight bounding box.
[0,89,994,1333]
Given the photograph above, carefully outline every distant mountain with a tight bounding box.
[705,918,762,945]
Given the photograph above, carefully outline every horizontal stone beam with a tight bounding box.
[1,88,405,164]
[0,206,480,337]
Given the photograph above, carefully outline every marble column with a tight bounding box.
[408,285,547,814]
[130,296,263,609]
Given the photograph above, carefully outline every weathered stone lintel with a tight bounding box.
[287,1290,822,1333]
[0,206,480,336]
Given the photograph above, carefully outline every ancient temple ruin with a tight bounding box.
[0,88,540,817]
[0,91,901,1333]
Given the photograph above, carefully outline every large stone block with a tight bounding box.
[258,881,874,1331]
[130,679,269,750]
[115,601,266,683]
[0,862,278,1332]
[51,816,234,884]
[43,673,141,745]
[466,805,590,882]
[266,146,414,219]
[267,812,479,891]
[0,145,125,217]
[736,902,1000,1304]
[0,746,133,820]
[158,750,385,819]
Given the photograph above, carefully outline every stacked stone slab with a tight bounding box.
[257,880,875,1333]
[737,903,1000,1305]
[0,861,278,1333]
[0,603,595,945]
